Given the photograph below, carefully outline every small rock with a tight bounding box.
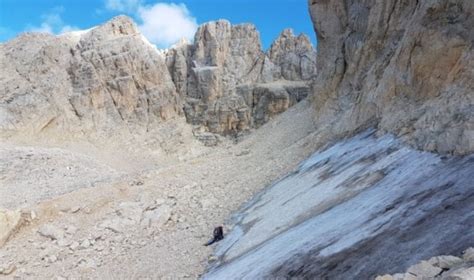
[59,206,71,213]
[0,209,23,247]
[71,206,81,213]
[57,238,72,247]
[77,258,96,269]
[401,273,417,280]
[117,201,143,222]
[375,275,394,280]
[30,210,37,220]
[141,205,172,228]
[65,225,77,235]
[463,247,474,262]
[99,217,134,233]
[130,180,144,186]
[442,267,474,280]
[407,261,442,278]
[0,263,16,275]
[235,149,250,156]
[392,273,406,280]
[47,255,58,263]
[69,241,79,251]
[38,224,64,240]
[95,244,105,251]
[79,239,91,249]
[428,255,463,269]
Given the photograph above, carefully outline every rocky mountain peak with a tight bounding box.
[97,15,140,36]
[77,15,141,49]
[164,19,316,140]
[0,15,317,143]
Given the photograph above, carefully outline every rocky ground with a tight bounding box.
[376,248,474,280]
[202,130,474,279]
[1,1,473,279]
[0,100,326,279]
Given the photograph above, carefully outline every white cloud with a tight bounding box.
[28,7,79,35]
[105,0,142,12]
[30,23,54,34]
[137,3,197,48]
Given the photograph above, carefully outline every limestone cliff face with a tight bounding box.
[166,20,317,137]
[308,0,474,155]
[1,16,316,142]
[69,16,181,131]
[0,16,181,139]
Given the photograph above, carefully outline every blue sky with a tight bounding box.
[0,0,316,49]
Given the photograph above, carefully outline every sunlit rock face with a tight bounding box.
[0,16,182,139]
[1,16,316,142]
[308,0,474,155]
[203,130,474,279]
[166,20,317,137]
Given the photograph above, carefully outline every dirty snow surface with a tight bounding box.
[203,130,474,279]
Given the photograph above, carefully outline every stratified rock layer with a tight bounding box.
[308,0,474,155]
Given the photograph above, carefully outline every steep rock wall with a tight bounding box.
[308,0,474,155]
[1,16,317,142]
[0,16,182,139]
[166,20,317,137]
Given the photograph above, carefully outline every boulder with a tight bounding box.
[37,224,65,240]
[407,261,443,278]
[0,209,22,247]
[462,247,474,262]
[428,255,464,269]
[442,267,474,280]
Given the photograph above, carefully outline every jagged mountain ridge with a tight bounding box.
[201,0,474,278]
[166,20,316,139]
[0,16,316,143]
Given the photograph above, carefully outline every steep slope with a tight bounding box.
[308,0,474,155]
[203,131,474,279]
[0,100,325,279]
[202,1,474,278]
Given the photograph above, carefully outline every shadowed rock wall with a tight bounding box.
[308,0,474,155]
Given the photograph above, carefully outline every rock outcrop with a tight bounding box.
[308,0,474,155]
[0,16,181,139]
[376,249,474,280]
[166,20,316,137]
[0,209,22,247]
[1,16,316,142]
